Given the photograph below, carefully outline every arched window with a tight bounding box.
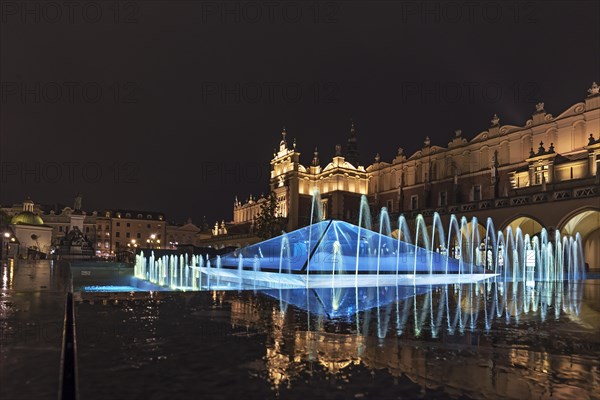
[481,147,490,170]
[573,122,586,149]
[499,141,510,165]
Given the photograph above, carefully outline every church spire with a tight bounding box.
[278,126,288,152]
[312,147,320,166]
[345,118,360,166]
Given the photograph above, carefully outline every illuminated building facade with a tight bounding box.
[234,122,370,230]
[104,209,167,252]
[234,83,600,267]
[7,198,53,257]
[1,197,168,257]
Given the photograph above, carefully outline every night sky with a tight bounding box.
[1,0,598,224]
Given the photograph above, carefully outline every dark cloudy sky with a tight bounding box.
[1,0,598,224]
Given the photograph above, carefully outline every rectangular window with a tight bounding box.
[386,199,393,211]
[410,195,419,210]
[321,199,328,220]
[126,232,131,238]
[137,233,141,239]
[127,223,131,227]
[116,232,120,238]
[534,165,548,185]
[116,222,120,227]
[85,227,89,233]
[115,241,120,248]
[473,185,481,201]
[147,224,151,229]
[59,226,63,232]
[439,191,447,206]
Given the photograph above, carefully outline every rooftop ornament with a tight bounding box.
[538,141,546,155]
[529,141,556,158]
[491,114,500,126]
[588,82,599,96]
[335,144,342,156]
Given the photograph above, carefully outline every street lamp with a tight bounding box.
[2,232,11,259]
[147,234,157,249]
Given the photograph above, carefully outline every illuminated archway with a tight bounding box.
[502,215,544,237]
[559,208,600,269]
[458,221,487,264]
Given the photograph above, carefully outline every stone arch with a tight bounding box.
[572,120,587,149]
[442,219,487,262]
[521,134,533,159]
[499,140,510,165]
[449,159,460,176]
[415,163,423,183]
[480,146,490,171]
[500,214,545,237]
[558,207,600,269]
[546,127,558,151]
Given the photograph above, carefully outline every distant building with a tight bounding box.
[234,125,369,231]
[41,194,106,256]
[104,209,167,253]
[233,82,600,268]
[1,196,169,258]
[166,218,202,248]
[8,198,53,258]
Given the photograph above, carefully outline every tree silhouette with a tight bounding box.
[255,192,286,239]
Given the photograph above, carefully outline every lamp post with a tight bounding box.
[147,234,157,249]
[2,232,10,259]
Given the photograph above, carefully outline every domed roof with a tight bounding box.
[11,211,44,226]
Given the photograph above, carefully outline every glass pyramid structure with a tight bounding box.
[219,220,485,275]
[261,285,434,318]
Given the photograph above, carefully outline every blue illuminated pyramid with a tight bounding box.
[219,220,484,275]
[261,285,434,318]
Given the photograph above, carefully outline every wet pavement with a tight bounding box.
[2,260,600,400]
[0,259,71,400]
[74,280,600,400]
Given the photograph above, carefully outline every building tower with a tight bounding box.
[270,127,302,231]
[345,119,360,167]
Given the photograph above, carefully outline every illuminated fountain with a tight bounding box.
[135,190,586,292]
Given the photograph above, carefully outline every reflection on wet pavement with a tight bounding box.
[75,279,600,400]
[0,260,71,400]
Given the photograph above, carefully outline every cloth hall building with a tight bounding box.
[233,83,600,268]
